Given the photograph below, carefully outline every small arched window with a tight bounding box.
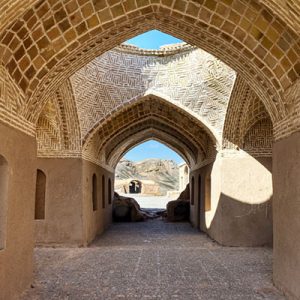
[191,176,195,205]
[35,169,46,220]
[92,174,97,211]
[102,175,105,209]
[0,155,9,250]
[108,178,112,205]
[205,174,211,212]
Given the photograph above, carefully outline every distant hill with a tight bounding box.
[115,158,179,194]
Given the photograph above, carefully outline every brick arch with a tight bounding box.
[0,1,298,124]
[1,0,298,36]
[82,96,216,168]
[83,94,218,149]
[83,94,219,146]
[223,75,273,153]
[36,79,81,157]
[84,116,215,168]
[107,128,197,168]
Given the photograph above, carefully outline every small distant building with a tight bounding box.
[115,178,161,195]
[179,163,189,191]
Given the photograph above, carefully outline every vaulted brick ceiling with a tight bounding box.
[70,44,236,141]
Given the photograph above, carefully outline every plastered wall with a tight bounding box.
[35,158,84,246]
[273,132,300,299]
[82,160,113,245]
[35,159,113,246]
[190,154,273,247]
[0,123,36,300]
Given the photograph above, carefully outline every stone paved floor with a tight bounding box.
[22,220,285,300]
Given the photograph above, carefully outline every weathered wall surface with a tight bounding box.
[273,132,300,299]
[82,160,113,245]
[0,123,36,300]
[190,161,220,232]
[35,158,84,246]
[190,155,273,247]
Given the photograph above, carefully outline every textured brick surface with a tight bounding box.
[0,0,298,127]
[71,45,235,139]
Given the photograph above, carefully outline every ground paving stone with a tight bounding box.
[21,219,285,300]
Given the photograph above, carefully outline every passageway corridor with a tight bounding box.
[22,220,284,300]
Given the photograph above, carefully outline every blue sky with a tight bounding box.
[124,30,182,49]
[124,30,184,164]
[124,140,185,164]
[123,32,184,165]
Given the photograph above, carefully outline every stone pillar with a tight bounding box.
[273,132,300,299]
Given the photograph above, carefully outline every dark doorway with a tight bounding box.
[129,180,141,194]
[197,175,201,230]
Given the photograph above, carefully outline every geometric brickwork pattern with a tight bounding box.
[274,79,300,140]
[0,65,35,136]
[82,95,217,168]
[0,0,299,131]
[37,98,63,153]
[243,118,273,157]
[1,0,298,37]
[222,74,272,155]
[71,44,236,140]
[0,0,298,166]
[261,0,300,34]
[38,44,275,164]
[37,80,81,157]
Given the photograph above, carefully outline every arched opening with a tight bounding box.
[35,169,46,220]
[0,155,8,250]
[108,178,112,205]
[102,175,105,209]
[92,174,97,211]
[5,14,292,298]
[129,180,142,194]
[204,174,211,212]
[114,140,187,213]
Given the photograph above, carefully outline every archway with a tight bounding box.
[0,5,298,298]
[129,180,142,194]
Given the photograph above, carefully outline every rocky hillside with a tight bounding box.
[115,158,179,194]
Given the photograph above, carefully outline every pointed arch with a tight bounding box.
[0,2,296,124]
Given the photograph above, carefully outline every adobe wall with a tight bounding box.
[0,123,36,300]
[82,160,113,245]
[35,158,84,246]
[273,132,300,299]
[190,155,273,247]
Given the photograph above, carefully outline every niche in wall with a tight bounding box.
[0,155,8,250]
[108,178,112,205]
[205,174,211,212]
[92,174,98,211]
[102,175,105,209]
[35,169,46,220]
